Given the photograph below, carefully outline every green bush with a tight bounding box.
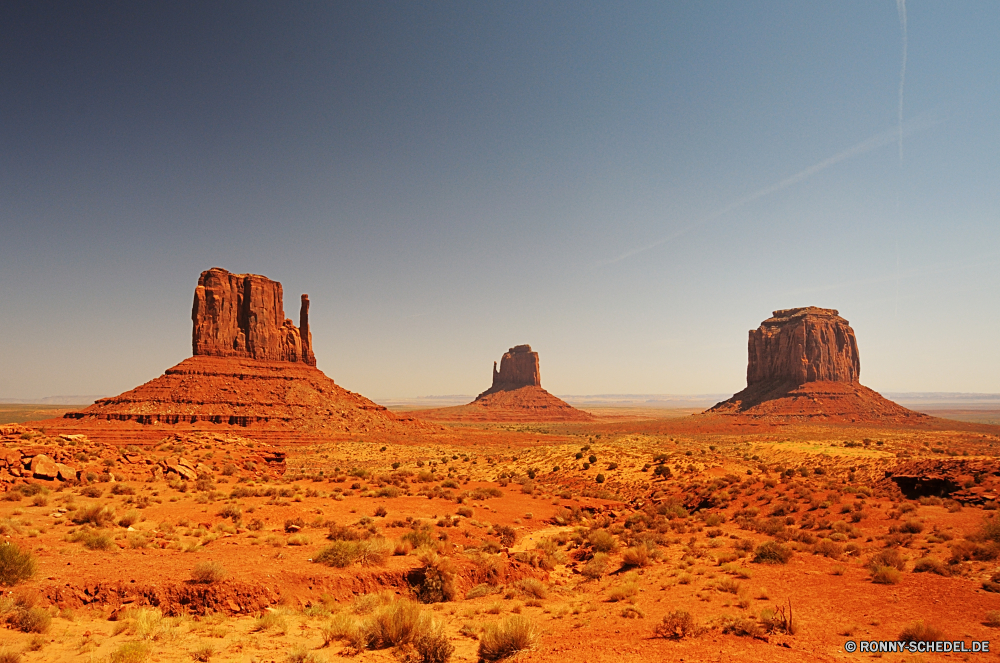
[0,542,35,586]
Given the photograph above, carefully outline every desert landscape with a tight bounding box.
[0,272,997,663]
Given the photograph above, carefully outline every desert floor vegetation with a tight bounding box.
[0,416,996,661]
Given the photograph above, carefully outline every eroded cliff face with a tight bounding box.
[191,267,316,366]
[491,345,541,390]
[747,307,859,387]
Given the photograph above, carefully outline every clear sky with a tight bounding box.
[2,1,998,401]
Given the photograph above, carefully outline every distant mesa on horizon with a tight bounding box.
[410,344,592,422]
[42,267,415,442]
[709,306,928,423]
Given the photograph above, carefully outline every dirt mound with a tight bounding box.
[413,385,593,422]
[47,356,416,441]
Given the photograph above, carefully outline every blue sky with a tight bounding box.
[1,1,998,400]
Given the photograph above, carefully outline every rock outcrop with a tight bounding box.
[413,344,591,422]
[479,345,541,397]
[747,307,859,386]
[709,306,925,423]
[45,268,417,442]
[192,268,315,366]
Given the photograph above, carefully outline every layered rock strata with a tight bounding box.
[478,345,541,398]
[414,344,591,422]
[747,307,859,386]
[192,267,315,366]
[710,306,924,422]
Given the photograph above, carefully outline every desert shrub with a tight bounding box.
[222,463,237,476]
[79,486,103,498]
[720,614,763,638]
[111,483,136,496]
[868,548,906,571]
[588,529,618,553]
[654,610,694,639]
[287,533,311,546]
[251,610,288,634]
[284,518,305,533]
[813,539,842,559]
[362,600,423,648]
[899,620,943,642]
[409,622,455,663]
[321,612,361,647]
[402,526,436,550]
[870,565,902,584]
[477,614,538,661]
[581,552,609,579]
[315,539,389,568]
[111,607,163,639]
[68,528,115,550]
[715,577,742,594]
[899,520,923,534]
[190,645,214,662]
[7,606,51,633]
[621,545,652,568]
[0,542,36,586]
[72,503,116,527]
[984,610,1000,628]
[912,557,949,576]
[414,551,457,603]
[217,504,241,521]
[109,641,151,663]
[0,648,21,663]
[118,509,141,528]
[516,578,547,600]
[607,579,638,603]
[494,525,516,547]
[191,561,227,584]
[753,541,792,564]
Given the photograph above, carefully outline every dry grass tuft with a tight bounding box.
[477,614,538,661]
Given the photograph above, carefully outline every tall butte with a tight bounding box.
[413,344,592,422]
[709,307,926,422]
[55,268,414,442]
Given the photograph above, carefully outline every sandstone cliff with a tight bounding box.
[747,307,859,387]
[478,345,540,398]
[192,267,315,366]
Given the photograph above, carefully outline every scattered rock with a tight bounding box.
[30,454,59,479]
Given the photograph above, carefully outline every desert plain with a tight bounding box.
[0,275,998,663]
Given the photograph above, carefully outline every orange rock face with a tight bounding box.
[710,306,925,423]
[747,307,859,386]
[478,345,540,397]
[192,267,315,366]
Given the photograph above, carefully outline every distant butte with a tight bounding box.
[413,345,592,422]
[708,307,928,423]
[46,268,415,443]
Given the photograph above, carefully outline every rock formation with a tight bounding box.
[192,267,315,366]
[480,345,541,397]
[710,306,925,422]
[413,344,591,422]
[747,307,859,386]
[48,268,415,442]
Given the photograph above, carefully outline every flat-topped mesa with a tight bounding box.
[489,344,541,391]
[747,307,859,387]
[191,267,316,366]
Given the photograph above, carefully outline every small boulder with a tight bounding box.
[30,454,59,480]
[55,463,77,481]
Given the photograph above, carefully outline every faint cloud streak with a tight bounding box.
[600,114,940,267]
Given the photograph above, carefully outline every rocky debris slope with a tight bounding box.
[192,267,315,366]
[57,356,413,437]
[709,307,926,422]
[0,428,287,489]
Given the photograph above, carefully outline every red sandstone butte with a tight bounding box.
[710,306,925,422]
[49,268,415,442]
[192,267,315,366]
[413,344,592,422]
